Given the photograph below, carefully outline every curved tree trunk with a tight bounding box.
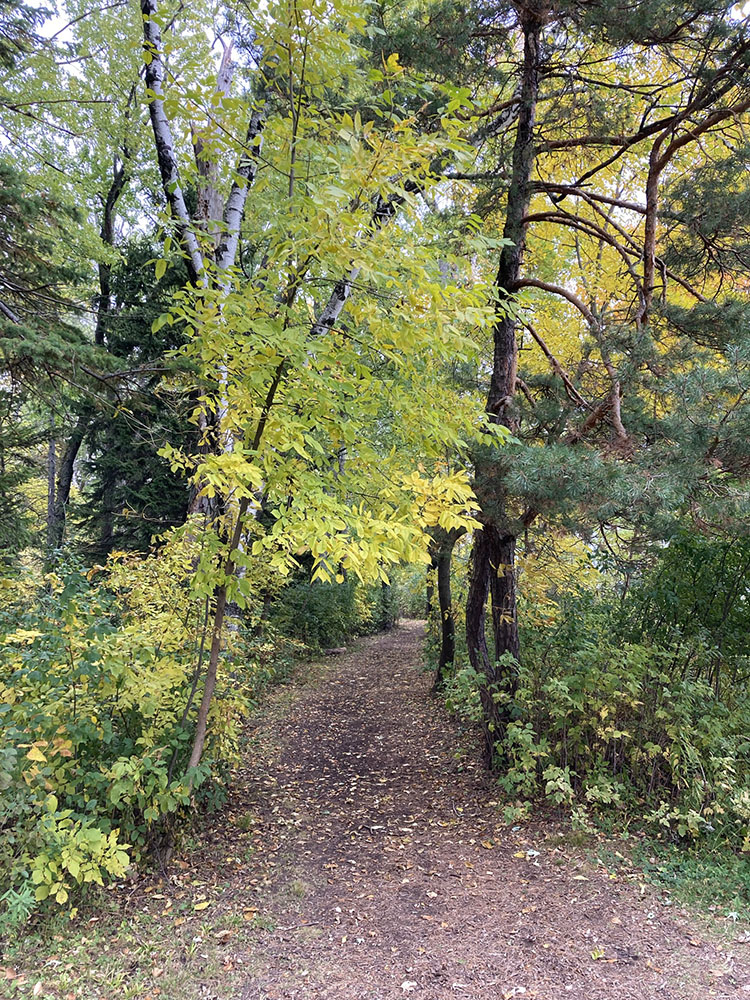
[48,413,89,551]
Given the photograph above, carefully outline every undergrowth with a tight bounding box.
[0,527,392,933]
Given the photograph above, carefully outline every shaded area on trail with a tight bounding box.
[210,621,750,1000]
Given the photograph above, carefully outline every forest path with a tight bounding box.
[208,620,750,1000]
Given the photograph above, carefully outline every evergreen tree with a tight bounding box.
[77,239,193,558]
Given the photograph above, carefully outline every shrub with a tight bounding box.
[0,528,306,926]
[434,571,750,848]
[272,577,397,648]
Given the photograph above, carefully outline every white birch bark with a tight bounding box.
[141,0,205,285]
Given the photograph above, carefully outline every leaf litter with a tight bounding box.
[196,621,750,999]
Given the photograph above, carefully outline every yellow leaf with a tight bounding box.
[26,747,47,763]
[193,901,211,911]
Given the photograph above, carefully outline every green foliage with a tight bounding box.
[444,665,483,722]
[631,839,750,920]
[623,529,750,661]
[272,577,397,648]
[0,393,40,561]
[0,158,85,348]
[0,0,45,70]
[510,599,749,845]
[434,532,750,849]
[77,238,193,559]
[0,532,305,923]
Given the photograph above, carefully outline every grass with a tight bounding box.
[542,818,750,931]
[0,883,271,1000]
[629,838,750,924]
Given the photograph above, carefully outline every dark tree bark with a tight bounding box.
[467,522,522,760]
[426,565,434,618]
[467,3,543,764]
[48,412,89,550]
[46,430,56,553]
[95,157,128,347]
[432,526,465,692]
[48,155,129,553]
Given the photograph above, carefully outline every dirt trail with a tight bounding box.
[216,621,749,1000]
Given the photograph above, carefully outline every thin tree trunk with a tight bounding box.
[46,429,56,553]
[426,565,435,618]
[187,580,228,771]
[185,258,373,774]
[432,526,465,691]
[49,412,89,550]
[433,547,455,691]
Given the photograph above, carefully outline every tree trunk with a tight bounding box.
[489,531,520,665]
[426,565,434,618]
[468,5,542,764]
[48,412,89,551]
[433,546,455,691]
[432,527,465,691]
[187,581,227,772]
[46,429,56,553]
[467,524,521,761]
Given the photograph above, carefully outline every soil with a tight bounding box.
[194,620,750,1000]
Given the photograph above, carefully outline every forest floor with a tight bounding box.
[5,620,750,1000]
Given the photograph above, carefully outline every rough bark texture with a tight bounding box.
[435,549,455,685]
[466,4,542,764]
[466,523,520,759]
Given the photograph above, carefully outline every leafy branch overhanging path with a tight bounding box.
[206,622,749,999]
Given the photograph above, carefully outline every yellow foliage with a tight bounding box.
[518,534,601,625]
